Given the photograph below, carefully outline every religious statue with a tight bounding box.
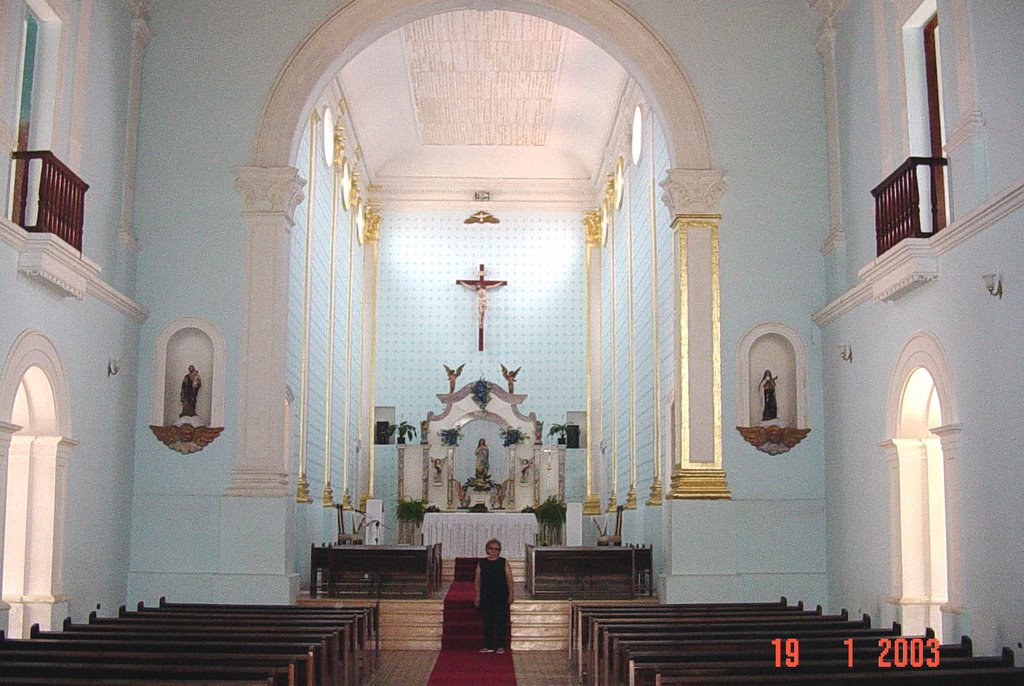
[492,479,508,509]
[520,456,532,484]
[443,363,465,393]
[758,370,779,422]
[420,419,430,443]
[180,365,202,418]
[500,363,521,393]
[534,420,544,445]
[431,456,446,484]
[475,438,490,473]
[475,286,488,327]
[455,264,507,352]
[454,480,471,508]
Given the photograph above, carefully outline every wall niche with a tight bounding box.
[148,317,226,454]
[735,322,810,455]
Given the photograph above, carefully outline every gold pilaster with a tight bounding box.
[583,210,601,515]
[364,204,381,500]
[646,114,663,507]
[296,111,318,505]
[608,193,618,513]
[341,123,355,504]
[670,214,730,500]
[323,132,340,508]
[625,165,637,510]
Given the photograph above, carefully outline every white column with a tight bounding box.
[0,422,18,633]
[227,166,305,497]
[932,424,965,621]
[358,206,381,508]
[113,0,152,298]
[583,212,603,514]
[660,168,730,499]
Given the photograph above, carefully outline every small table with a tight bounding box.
[422,512,538,559]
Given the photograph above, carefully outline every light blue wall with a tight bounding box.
[823,0,1024,657]
[0,1,139,622]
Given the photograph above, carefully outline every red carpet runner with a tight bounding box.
[426,557,516,686]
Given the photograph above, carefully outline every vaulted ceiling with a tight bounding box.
[338,10,628,209]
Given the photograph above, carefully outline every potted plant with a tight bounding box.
[547,423,568,445]
[388,420,418,444]
[533,495,567,546]
[395,498,427,544]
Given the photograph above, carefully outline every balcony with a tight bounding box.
[871,155,947,257]
[11,150,89,252]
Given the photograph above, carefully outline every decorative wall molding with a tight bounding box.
[819,226,846,256]
[372,175,595,211]
[813,179,1023,326]
[17,233,101,300]
[944,108,985,155]
[2,218,148,322]
[858,238,938,302]
[659,168,726,217]
[234,166,306,224]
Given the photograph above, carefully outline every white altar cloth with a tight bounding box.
[422,512,538,559]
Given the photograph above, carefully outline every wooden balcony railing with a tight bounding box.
[870,156,947,257]
[11,150,89,252]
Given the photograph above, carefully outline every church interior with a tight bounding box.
[0,1,1022,684]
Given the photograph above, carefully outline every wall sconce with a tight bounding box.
[983,271,1003,299]
[837,345,853,363]
[107,358,121,377]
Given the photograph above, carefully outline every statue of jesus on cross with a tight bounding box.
[456,264,507,351]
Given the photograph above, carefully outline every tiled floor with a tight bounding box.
[366,650,580,686]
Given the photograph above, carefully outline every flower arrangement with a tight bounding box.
[472,378,491,409]
[438,427,462,446]
[500,427,526,447]
[464,472,496,492]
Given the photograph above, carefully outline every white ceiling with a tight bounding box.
[338,10,628,209]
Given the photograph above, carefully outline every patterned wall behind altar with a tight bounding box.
[374,210,587,431]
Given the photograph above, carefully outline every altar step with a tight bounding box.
[442,557,526,583]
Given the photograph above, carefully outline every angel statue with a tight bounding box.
[500,363,521,393]
[443,363,465,393]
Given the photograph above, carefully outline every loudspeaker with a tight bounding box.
[565,424,580,449]
[375,420,390,445]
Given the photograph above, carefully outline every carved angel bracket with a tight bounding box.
[736,425,811,455]
[150,424,224,454]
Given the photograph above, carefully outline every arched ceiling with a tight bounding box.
[337,9,628,209]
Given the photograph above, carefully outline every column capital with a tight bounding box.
[660,168,726,217]
[583,209,601,246]
[128,0,153,46]
[234,166,306,226]
[364,204,382,242]
[0,421,21,437]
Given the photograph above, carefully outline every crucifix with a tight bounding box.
[456,264,507,351]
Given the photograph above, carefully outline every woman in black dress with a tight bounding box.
[474,538,515,653]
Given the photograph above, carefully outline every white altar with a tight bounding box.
[422,512,538,559]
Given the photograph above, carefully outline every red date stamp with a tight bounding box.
[772,637,941,668]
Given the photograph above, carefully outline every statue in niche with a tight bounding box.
[758,370,778,422]
[443,363,465,393]
[520,457,532,484]
[475,438,490,473]
[180,365,202,418]
[500,363,521,393]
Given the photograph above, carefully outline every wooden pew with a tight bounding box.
[628,636,976,686]
[654,663,1024,685]
[135,601,378,684]
[587,611,875,686]
[0,659,292,685]
[570,598,808,672]
[0,637,319,686]
[36,623,344,686]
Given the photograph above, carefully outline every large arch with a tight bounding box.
[0,329,75,637]
[253,0,713,171]
[882,330,963,641]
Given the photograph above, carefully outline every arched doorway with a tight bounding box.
[884,332,962,641]
[0,330,74,637]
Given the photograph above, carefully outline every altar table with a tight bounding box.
[422,512,538,559]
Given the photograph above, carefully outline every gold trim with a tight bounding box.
[365,207,380,499]
[609,196,618,510]
[359,491,368,513]
[322,147,340,507]
[668,467,731,499]
[583,228,600,516]
[670,215,690,495]
[583,210,601,247]
[711,221,723,469]
[605,492,617,513]
[341,159,357,501]
[296,111,318,505]
[296,474,312,504]
[625,163,637,509]
[646,119,662,507]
